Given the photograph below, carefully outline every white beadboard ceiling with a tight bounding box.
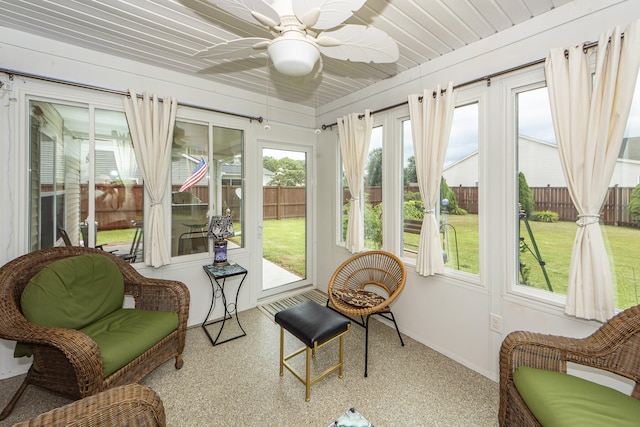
[0,0,571,108]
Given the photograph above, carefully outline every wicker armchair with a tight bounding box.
[327,250,406,377]
[0,247,190,421]
[11,383,166,427]
[499,304,640,426]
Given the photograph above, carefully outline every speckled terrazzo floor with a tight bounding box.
[0,307,499,426]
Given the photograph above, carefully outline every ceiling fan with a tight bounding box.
[195,0,399,79]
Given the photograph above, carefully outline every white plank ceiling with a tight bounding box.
[0,0,571,108]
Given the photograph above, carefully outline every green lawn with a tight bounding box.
[262,218,306,278]
[101,215,640,309]
[521,218,640,309]
[96,228,138,246]
[406,214,640,310]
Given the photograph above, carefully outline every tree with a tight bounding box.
[404,155,417,185]
[277,157,304,172]
[629,183,640,222]
[264,157,306,186]
[268,169,305,186]
[365,147,382,186]
[440,177,461,213]
[518,172,535,216]
[263,156,278,172]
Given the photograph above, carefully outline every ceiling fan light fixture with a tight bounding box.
[267,36,320,77]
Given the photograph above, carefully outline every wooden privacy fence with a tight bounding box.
[263,185,306,219]
[366,185,636,227]
[82,184,306,229]
[529,185,636,226]
[82,184,636,230]
[439,186,635,227]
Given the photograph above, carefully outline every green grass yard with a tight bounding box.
[261,218,306,278]
[100,215,640,309]
[406,214,640,310]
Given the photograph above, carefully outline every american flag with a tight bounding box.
[179,157,208,192]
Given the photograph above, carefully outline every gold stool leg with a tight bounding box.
[280,327,284,376]
[339,334,344,378]
[305,346,312,402]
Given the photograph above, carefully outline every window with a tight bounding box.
[339,125,383,249]
[402,119,419,257]
[93,109,143,259]
[170,122,244,257]
[443,103,480,274]
[29,100,144,262]
[364,126,383,249]
[171,121,209,257]
[515,79,640,310]
[516,86,565,295]
[29,95,245,264]
[402,103,480,275]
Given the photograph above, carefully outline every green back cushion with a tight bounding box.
[21,254,124,329]
[514,366,640,426]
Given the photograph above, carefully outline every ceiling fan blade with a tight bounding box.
[206,0,280,28]
[292,0,367,30]
[317,25,399,63]
[194,37,270,60]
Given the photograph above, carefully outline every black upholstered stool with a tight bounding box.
[275,300,351,401]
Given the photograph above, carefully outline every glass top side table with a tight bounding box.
[202,263,247,346]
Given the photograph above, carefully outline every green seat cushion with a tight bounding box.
[80,308,178,377]
[21,254,124,330]
[513,366,640,426]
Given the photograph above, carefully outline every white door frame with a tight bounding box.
[258,140,314,299]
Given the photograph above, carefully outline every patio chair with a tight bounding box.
[499,304,640,426]
[11,383,166,427]
[0,246,189,421]
[57,227,73,247]
[327,250,406,377]
[117,220,143,263]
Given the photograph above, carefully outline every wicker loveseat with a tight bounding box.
[499,304,640,426]
[0,247,190,421]
[11,383,166,427]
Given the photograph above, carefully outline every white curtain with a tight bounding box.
[545,20,640,321]
[338,110,373,253]
[408,83,455,276]
[123,89,178,268]
[113,133,137,182]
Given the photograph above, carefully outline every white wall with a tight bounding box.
[315,0,640,382]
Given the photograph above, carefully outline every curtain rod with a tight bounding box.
[320,57,544,130]
[0,67,263,123]
[320,36,615,130]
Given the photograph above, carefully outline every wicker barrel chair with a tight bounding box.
[12,383,166,427]
[327,250,406,377]
[499,304,640,426]
[0,246,190,421]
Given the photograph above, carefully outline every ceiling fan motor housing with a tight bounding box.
[267,31,320,77]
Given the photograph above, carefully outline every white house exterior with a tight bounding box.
[444,135,640,188]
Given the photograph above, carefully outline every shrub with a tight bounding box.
[629,184,640,222]
[441,177,464,214]
[404,199,424,221]
[519,172,535,216]
[364,201,382,249]
[530,210,558,223]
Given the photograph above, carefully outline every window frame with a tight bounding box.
[396,85,487,287]
[168,108,248,262]
[18,82,249,265]
[504,67,569,308]
[334,84,487,289]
